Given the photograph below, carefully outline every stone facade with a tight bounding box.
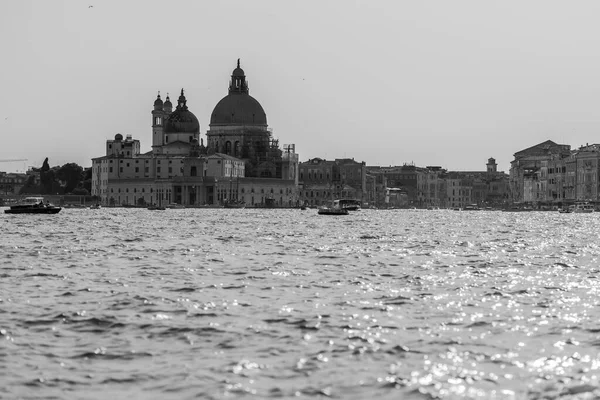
[509,140,600,206]
[298,158,366,206]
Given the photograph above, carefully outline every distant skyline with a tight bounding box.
[3,0,600,174]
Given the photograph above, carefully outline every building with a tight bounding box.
[298,157,366,207]
[509,140,571,204]
[366,158,509,208]
[92,61,299,207]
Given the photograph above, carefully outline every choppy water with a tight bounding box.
[2,208,600,399]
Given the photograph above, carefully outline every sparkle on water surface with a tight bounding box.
[2,208,600,399]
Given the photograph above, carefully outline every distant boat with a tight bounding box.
[147,205,166,210]
[89,204,101,209]
[223,200,245,209]
[572,202,594,213]
[318,200,350,216]
[4,197,61,214]
[166,203,185,209]
[338,198,361,211]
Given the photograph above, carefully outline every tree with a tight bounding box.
[40,158,53,194]
[56,163,84,194]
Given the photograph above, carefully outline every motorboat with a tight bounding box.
[4,197,62,214]
[338,198,361,211]
[223,200,246,209]
[318,200,349,215]
[572,202,594,213]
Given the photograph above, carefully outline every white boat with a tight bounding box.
[318,200,349,216]
[338,199,361,211]
[571,202,594,213]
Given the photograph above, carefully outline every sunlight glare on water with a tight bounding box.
[2,208,600,399]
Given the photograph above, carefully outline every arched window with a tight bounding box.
[225,141,232,155]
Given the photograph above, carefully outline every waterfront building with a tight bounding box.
[509,140,600,206]
[571,144,600,202]
[92,61,299,207]
[509,140,571,204]
[366,158,509,209]
[0,171,31,195]
[365,164,421,207]
[298,158,366,206]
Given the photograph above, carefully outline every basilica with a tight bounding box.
[91,61,299,207]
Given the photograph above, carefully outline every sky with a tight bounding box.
[2,0,600,174]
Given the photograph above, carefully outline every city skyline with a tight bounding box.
[3,1,600,174]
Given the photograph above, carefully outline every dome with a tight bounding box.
[115,133,123,141]
[232,67,245,77]
[163,89,200,134]
[210,94,267,126]
[164,109,200,133]
[153,93,163,110]
[164,96,172,108]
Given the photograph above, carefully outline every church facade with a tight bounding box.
[91,61,299,207]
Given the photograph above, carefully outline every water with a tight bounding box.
[2,208,600,399]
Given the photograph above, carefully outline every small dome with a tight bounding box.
[164,110,200,134]
[164,95,172,109]
[115,133,123,141]
[232,58,244,77]
[164,90,200,134]
[153,93,163,111]
[232,67,245,77]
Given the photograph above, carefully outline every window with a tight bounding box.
[168,167,172,173]
[120,167,123,173]
[135,167,139,173]
[157,167,161,173]
[165,136,169,143]
[109,167,113,173]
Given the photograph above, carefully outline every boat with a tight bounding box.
[89,203,101,209]
[166,203,185,209]
[147,205,166,210]
[317,200,349,215]
[223,200,246,209]
[338,198,361,211]
[4,197,62,214]
[572,202,594,213]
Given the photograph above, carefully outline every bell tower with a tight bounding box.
[152,92,166,150]
[487,157,497,173]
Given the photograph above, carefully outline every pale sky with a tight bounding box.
[2,0,600,173]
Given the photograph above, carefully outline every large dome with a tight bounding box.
[163,89,200,134]
[210,94,267,126]
[210,60,267,126]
